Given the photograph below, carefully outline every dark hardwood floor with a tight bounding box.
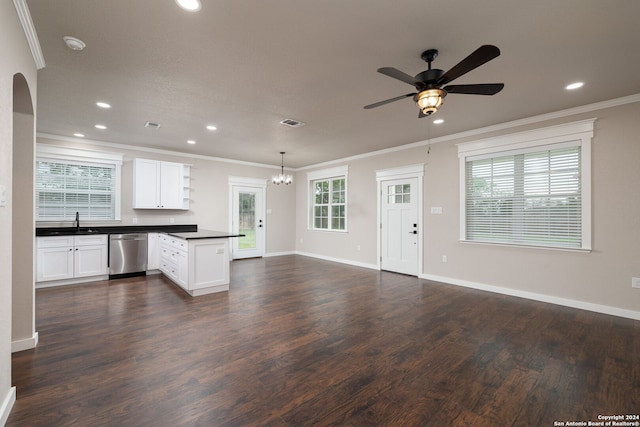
[8,255,639,426]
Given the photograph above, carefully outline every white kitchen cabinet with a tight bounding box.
[133,158,189,209]
[37,245,75,282]
[147,232,160,270]
[37,235,108,284]
[158,233,230,296]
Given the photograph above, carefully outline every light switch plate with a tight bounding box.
[0,185,6,207]
[430,206,442,214]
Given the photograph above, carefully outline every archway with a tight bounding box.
[12,73,37,352]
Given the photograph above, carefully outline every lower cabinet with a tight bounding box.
[147,232,160,271]
[37,235,108,284]
[159,234,230,296]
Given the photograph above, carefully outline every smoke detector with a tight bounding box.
[280,118,305,128]
[63,36,86,51]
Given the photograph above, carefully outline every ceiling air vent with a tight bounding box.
[280,118,305,128]
[144,121,161,129]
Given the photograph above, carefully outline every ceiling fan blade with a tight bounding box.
[377,67,423,88]
[364,93,416,109]
[443,83,504,95]
[436,45,501,86]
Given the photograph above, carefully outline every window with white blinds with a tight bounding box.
[36,145,123,221]
[465,146,581,248]
[458,120,593,251]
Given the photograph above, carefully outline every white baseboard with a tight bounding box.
[12,331,39,353]
[36,274,108,289]
[0,387,16,426]
[420,273,640,321]
[238,253,640,320]
[296,251,379,270]
[263,251,295,258]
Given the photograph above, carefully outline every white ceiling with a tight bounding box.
[26,0,640,168]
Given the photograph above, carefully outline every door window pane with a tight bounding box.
[238,192,256,249]
[388,183,410,204]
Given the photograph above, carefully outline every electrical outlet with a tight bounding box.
[442,255,448,263]
[170,217,175,224]
[632,277,640,289]
[357,245,361,251]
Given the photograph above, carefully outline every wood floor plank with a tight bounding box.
[7,255,639,426]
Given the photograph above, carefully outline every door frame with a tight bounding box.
[376,164,424,274]
[228,176,267,260]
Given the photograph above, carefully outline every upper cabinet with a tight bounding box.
[133,158,190,210]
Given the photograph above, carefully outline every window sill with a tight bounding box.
[459,239,592,253]
[309,228,348,234]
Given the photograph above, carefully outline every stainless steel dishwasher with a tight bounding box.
[109,233,148,278]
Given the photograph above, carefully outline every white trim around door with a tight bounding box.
[228,177,267,260]
[376,164,424,275]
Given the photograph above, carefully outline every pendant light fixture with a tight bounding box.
[272,152,293,185]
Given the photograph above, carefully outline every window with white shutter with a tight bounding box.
[458,120,593,250]
[36,145,123,221]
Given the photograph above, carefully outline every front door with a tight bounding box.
[381,178,418,275]
[231,185,265,259]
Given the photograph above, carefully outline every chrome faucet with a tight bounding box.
[75,211,80,231]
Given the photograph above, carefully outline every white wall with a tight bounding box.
[296,100,640,319]
[1,0,38,423]
[36,138,297,255]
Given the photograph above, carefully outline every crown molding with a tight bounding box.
[36,132,283,171]
[13,0,45,70]
[297,93,640,171]
[38,93,640,173]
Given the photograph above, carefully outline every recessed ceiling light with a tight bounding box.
[206,125,217,131]
[73,133,85,138]
[433,119,444,124]
[96,101,111,109]
[565,82,584,90]
[94,124,107,130]
[187,140,196,144]
[175,0,201,11]
[63,36,86,51]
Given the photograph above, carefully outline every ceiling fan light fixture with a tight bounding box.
[415,88,446,116]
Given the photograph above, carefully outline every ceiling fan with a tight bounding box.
[364,45,504,117]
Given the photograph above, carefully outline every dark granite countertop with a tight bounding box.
[36,224,198,236]
[167,230,244,240]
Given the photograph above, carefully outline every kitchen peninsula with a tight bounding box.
[35,225,243,297]
[159,230,243,296]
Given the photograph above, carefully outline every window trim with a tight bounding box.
[307,165,348,232]
[457,119,594,251]
[36,144,123,222]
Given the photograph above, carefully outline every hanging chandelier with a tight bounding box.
[272,151,293,185]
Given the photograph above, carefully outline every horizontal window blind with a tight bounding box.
[465,146,581,248]
[36,160,116,220]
